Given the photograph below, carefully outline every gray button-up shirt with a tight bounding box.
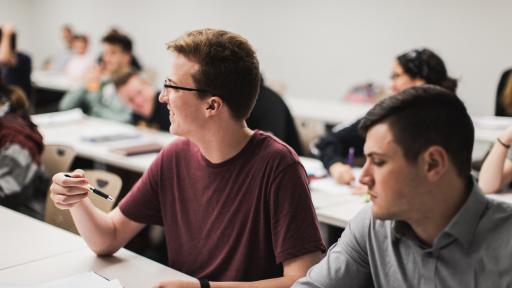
[294,181,512,288]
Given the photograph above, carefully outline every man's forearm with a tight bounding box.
[70,198,120,255]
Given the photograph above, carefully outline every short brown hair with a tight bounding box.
[167,28,260,120]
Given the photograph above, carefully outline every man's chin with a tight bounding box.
[371,206,392,220]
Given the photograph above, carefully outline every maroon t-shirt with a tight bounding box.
[119,130,325,281]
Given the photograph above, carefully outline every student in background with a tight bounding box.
[59,31,133,122]
[0,80,43,210]
[478,125,512,193]
[113,70,170,131]
[50,28,325,288]
[315,48,457,185]
[63,34,95,82]
[0,24,32,100]
[98,28,142,72]
[295,85,512,288]
[44,24,74,72]
[495,68,512,116]
[247,77,304,155]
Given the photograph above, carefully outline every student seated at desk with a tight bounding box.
[0,81,43,210]
[50,28,325,288]
[59,31,132,122]
[479,126,512,193]
[113,70,170,131]
[63,34,95,82]
[294,85,512,288]
[314,48,457,185]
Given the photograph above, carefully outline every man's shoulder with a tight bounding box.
[253,130,299,162]
[481,199,512,231]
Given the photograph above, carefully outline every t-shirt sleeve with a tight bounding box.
[269,161,326,264]
[118,149,164,225]
[292,206,373,288]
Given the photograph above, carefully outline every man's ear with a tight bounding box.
[205,97,222,113]
[421,146,448,182]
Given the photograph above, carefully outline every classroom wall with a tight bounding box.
[3,0,512,116]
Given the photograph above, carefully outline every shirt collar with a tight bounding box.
[439,177,488,249]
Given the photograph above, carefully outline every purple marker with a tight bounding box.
[347,147,355,167]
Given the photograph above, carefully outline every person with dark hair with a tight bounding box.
[113,70,170,131]
[315,48,457,185]
[246,77,303,155]
[494,68,512,116]
[294,85,512,287]
[0,24,32,100]
[0,79,43,210]
[59,30,133,122]
[98,28,142,72]
[50,28,325,287]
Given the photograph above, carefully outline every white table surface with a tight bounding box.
[284,97,372,125]
[0,206,192,287]
[0,206,86,271]
[32,70,79,91]
[0,248,192,287]
[33,110,175,174]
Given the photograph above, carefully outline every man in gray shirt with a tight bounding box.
[294,85,512,287]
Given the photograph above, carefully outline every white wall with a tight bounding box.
[4,0,512,116]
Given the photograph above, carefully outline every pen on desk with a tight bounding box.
[347,147,355,167]
[64,174,115,202]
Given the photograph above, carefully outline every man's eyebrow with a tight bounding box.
[365,151,386,158]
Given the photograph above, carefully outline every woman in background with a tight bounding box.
[314,48,457,184]
[495,68,512,116]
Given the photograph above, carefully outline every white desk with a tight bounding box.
[0,206,192,287]
[33,111,175,174]
[284,97,372,125]
[32,70,79,91]
[0,206,86,270]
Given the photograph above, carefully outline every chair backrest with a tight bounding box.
[44,169,123,234]
[41,144,76,177]
[294,117,326,157]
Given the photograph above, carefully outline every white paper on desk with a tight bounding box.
[80,126,141,143]
[309,168,362,195]
[300,157,327,178]
[487,193,512,204]
[35,271,123,288]
[32,108,85,126]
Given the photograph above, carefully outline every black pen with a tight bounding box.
[64,174,115,202]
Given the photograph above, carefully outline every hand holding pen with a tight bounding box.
[49,169,114,210]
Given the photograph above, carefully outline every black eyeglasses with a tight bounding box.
[163,79,212,95]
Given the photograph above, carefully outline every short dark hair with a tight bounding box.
[359,85,473,179]
[102,32,132,54]
[397,48,457,93]
[167,28,260,120]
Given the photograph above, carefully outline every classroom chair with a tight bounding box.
[41,144,77,177]
[44,169,122,234]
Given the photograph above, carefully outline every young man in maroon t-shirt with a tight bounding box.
[50,28,325,288]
